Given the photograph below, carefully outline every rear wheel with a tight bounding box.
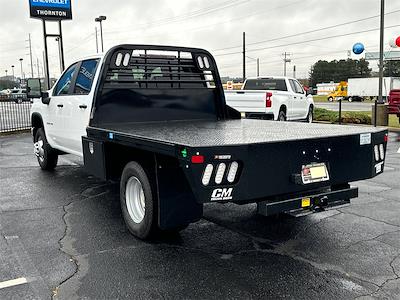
[307,107,313,123]
[348,97,353,102]
[34,128,58,170]
[328,96,333,102]
[120,161,158,239]
[278,109,286,121]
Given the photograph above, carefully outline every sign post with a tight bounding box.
[29,0,72,89]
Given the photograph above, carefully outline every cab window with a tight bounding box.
[54,63,78,96]
[74,59,100,94]
[293,80,304,94]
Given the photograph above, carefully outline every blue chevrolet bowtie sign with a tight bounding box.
[29,0,72,20]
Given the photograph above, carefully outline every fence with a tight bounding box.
[0,95,32,133]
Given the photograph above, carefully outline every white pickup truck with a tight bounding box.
[225,76,314,122]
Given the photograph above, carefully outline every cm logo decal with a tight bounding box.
[211,188,233,201]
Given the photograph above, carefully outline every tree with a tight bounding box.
[0,79,14,90]
[309,58,371,87]
[383,60,400,77]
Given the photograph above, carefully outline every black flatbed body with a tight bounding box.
[87,119,385,156]
[81,44,388,231]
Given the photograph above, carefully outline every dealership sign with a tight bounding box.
[29,0,72,20]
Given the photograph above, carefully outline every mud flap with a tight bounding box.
[156,160,203,230]
[82,137,107,180]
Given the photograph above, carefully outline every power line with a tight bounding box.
[104,0,304,38]
[105,0,250,34]
[219,46,379,70]
[212,8,400,52]
[214,24,400,57]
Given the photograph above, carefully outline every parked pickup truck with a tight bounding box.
[388,89,400,122]
[225,76,314,122]
[27,45,387,240]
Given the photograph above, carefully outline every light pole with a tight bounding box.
[246,56,260,77]
[19,58,24,82]
[95,16,107,52]
[11,65,15,81]
[5,70,8,78]
[375,0,385,127]
[55,37,64,74]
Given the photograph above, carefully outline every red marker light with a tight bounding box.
[384,134,388,142]
[191,155,205,164]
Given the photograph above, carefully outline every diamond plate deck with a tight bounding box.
[99,119,385,147]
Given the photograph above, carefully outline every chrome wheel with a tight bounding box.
[125,176,146,224]
[34,138,45,163]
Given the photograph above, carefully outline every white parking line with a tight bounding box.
[0,277,28,289]
[397,147,400,154]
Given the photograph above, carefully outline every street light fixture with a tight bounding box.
[95,15,107,52]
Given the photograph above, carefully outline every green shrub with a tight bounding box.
[313,108,371,125]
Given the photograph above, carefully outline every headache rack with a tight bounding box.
[90,44,231,126]
[102,45,220,89]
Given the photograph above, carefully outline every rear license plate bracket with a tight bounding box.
[301,163,330,184]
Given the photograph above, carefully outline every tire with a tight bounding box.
[120,161,158,239]
[348,97,352,102]
[306,107,313,123]
[34,128,58,170]
[17,98,22,104]
[278,109,286,121]
[328,97,333,102]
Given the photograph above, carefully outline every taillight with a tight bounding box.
[215,163,227,184]
[384,134,388,142]
[374,145,380,161]
[266,92,272,108]
[379,144,385,160]
[202,164,214,186]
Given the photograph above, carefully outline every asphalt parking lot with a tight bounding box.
[0,132,399,299]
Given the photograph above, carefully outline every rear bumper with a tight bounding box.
[245,112,274,120]
[257,186,357,216]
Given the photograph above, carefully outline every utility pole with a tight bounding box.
[37,58,40,78]
[95,27,99,53]
[28,33,34,78]
[293,65,296,78]
[256,58,260,77]
[42,50,48,89]
[242,32,246,82]
[283,52,291,76]
[376,0,385,126]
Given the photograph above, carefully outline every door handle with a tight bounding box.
[57,104,64,108]
[79,104,87,109]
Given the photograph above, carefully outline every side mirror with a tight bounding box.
[306,89,312,96]
[26,78,42,98]
[41,92,51,105]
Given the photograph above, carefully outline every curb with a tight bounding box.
[313,121,400,132]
